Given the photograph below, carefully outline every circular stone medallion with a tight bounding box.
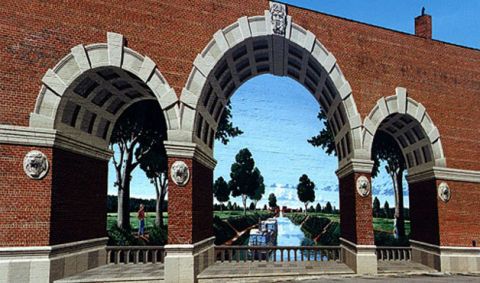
[23,150,49,180]
[356,175,371,197]
[438,182,451,202]
[170,161,190,186]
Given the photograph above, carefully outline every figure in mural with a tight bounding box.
[137,204,146,237]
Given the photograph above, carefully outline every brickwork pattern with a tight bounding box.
[0,144,52,246]
[339,172,374,245]
[436,179,480,247]
[167,158,213,244]
[1,0,480,249]
[0,1,479,170]
[415,15,433,39]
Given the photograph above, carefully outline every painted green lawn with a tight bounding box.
[106,211,271,229]
[107,212,168,230]
[373,217,411,235]
[107,211,409,236]
[214,210,273,220]
[285,212,410,235]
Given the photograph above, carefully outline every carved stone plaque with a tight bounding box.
[23,150,49,180]
[438,182,451,202]
[269,2,287,36]
[356,175,371,197]
[170,161,190,187]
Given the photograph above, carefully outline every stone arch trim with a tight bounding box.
[31,32,179,150]
[363,87,446,174]
[177,7,363,166]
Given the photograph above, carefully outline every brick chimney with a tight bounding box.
[415,7,432,39]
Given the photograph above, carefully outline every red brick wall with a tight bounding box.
[0,0,265,127]
[415,15,432,39]
[168,157,213,244]
[1,0,480,248]
[436,180,480,247]
[1,1,479,171]
[0,144,108,247]
[50,148,108,245]
[287,6,480,171]
[167,158,193,244]
[339,172,374,245]
[408,179,440,245]
[0,144,52,246]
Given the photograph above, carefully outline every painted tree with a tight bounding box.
[215,101,243,145]
[324,201,333,214]
[309,110,407,240]
[213,177,230,211]
[384,201,391,219]
[226,201,233,211]
[229,148,262,215]
[110,101,165,230]
[373,196,381,218]
[315,203,322,212]
[372,131,406,239]
[250,168,265,209]
[139,142,168,228]
[268,193,278,209]
[296,174,315,215]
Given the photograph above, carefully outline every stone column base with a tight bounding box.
[164,236,215,283]
[410,240,480,273]
[0,237,108,283]
[340,237,377,275]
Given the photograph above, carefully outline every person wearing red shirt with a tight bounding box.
[137,204,146,236]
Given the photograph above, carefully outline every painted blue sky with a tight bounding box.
[108,1,478,209]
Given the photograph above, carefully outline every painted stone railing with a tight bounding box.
[376,246,411,261]
[214,246,341,262]
[106,246,165,264]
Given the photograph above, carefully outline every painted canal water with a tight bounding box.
[239,215,320,261]
[276,216,315,247]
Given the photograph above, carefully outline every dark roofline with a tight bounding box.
[269,0,480,52]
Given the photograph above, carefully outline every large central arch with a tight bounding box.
[177,11,363,167]
[161,6,369,279]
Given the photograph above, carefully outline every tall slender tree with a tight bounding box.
[110,101,165,230]
[229,148,262,215]
[373,196,381,218]
[139,142,168,228]
[384,201,391,219]
[297,174,315,215]
[372,131,406,239]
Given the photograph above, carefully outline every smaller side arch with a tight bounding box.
[363,87,446,174]
[31,32,180,149]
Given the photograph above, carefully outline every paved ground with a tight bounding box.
[377,261,436,274]
[198,261,354,280]
[54,261,480,283]
[55,263,164,283]
[282,274,480,282]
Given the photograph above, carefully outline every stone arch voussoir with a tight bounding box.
[178,9,363,167]
[363,87,446,174]
[31,32,180,149]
